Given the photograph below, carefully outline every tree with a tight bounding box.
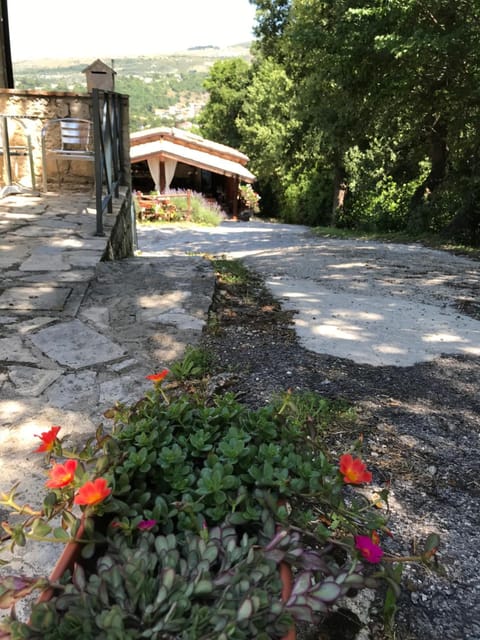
[196,58,252,148]
[198,0,480,241]
[237,57,296,212]
[271,0,480,238]
[250,0,292,60]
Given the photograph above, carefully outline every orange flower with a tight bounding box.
[45,460,78,489]
[371,530,381,546]
[33,426,61,453]
[145,369,169,383]
[74,478,111,506]
[45,459,78,489]
[339,453,372,484]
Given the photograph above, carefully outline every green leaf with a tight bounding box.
[202,544,218,564]
[285,604,314,623]
[237,597,253,621]
[291,571,312,596]
[423,533,440,554]
[384,576,402,599]
[30,519,52,537]
[81,542,96,559]
[53,527,70,541]
[154,536,169,554]
[193,579,213,595]
[162,568,175,591]
[61,510,78,529]
[309,581,341,603]
[72,564,87,591]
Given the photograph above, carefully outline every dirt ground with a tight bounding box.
[200,260,480,640]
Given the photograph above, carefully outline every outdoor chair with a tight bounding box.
[41,118,94,191]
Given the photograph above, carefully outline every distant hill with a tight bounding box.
[12,43,252,87]
[11,44,252,131]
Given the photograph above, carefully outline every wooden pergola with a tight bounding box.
[130,127,256,219]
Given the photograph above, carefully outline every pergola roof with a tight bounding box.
[130,127,256,183]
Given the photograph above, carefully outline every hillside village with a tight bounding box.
[13,44,252,131]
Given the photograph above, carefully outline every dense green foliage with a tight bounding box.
[196,58,252,148]
[197,1,480,245]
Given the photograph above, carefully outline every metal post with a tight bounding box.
[92,89,104,236]
[1,116,12,185]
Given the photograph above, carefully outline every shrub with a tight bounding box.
[134,189,224,226]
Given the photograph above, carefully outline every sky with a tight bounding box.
[7,0,257,62]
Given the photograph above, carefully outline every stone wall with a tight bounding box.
[101,186,136,261]
[0,89,135,261]
[0,89,130,193]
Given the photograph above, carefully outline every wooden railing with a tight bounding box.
[92,89,127,235]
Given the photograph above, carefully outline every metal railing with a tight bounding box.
[91,89,126,236]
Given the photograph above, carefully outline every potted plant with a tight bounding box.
[6,516,382,640]
[238,184,260,220]
[0,366,440,638]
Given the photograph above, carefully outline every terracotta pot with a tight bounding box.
[0,520,86,640]
[41,538,297,640]
[38,539,297,640]
[276,497,296,640]
[36,516,86,604]
[280,560,296,640]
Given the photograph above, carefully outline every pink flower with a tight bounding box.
[355,535,383,563]
[45,459,78,488]
[34,426,61,453]
[339,454,372,484]
[137,519,157,531]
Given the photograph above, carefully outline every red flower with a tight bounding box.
[145,369,169,383]
[74,478,111,506]
[355,535,383,563]
[33,426,61,453]
[138,519,157,531]
[339,454,372,484]
[45,459,78,489]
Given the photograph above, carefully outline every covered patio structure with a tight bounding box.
[129,127,256,218]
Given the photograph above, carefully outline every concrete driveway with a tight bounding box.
[137,220,480,367]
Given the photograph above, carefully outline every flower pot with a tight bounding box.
[2,514,297,640]
[36,518,85,605]
[37,545,297,640]
[280,561,296,640]
[0,518,87,640]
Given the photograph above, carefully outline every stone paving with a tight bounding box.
[0,191,214,585]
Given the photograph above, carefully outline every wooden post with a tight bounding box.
[232,175,239,219]
[159,160,166,193]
